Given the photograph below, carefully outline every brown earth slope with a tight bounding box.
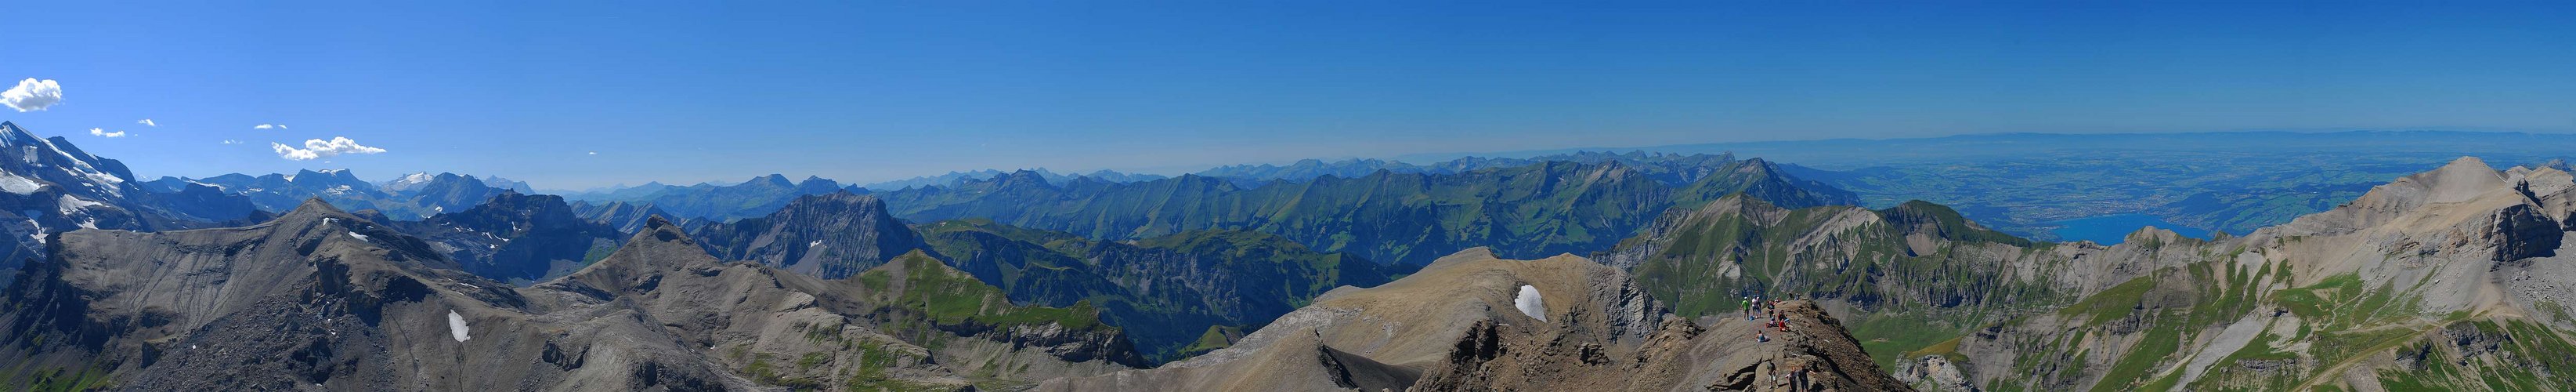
[1037,248,1910,392]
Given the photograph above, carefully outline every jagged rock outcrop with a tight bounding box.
[689,191,930,279]
[1895,354,1978,392]
[1038,249,1909,391]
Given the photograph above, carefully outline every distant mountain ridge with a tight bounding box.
[150,169,513,220]
[873,155,1859,265]
[861,168,1167,191]
[1401,131,2576,240]
[687,191,932,279]
[565,174,855,222]
[1191,151,1765,186]
[386,191,626,285]
[568,200,675,234]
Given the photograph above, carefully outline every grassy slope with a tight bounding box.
[1623,197,2075,369]
[916,220,1394,363]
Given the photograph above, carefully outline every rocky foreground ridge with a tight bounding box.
[1039,248,1911,391]
[1891,158,2576,391]
[0,200,1137,390]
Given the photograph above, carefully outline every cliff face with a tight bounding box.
[392,191,625,285]
[689,191,930,279]
[1038,249,1911,391]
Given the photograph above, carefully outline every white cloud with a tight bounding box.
[87,128,126,138]
[136,119,156,127]
[2,78,63,112]
[272,136,385,161]
[219,140,242,144]
[254,124,286,129]
[587,151,598,155]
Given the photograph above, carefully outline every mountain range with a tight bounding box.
[872,155,1857,266]
[2,120,2572,390]
[145,169,514,221]
[1601,157,2576,390]
[860,168,1169,191]
[1425,131,2576,241]
[0,122,262,289]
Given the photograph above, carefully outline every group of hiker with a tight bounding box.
[1742,296,1792,343]
[1771,362,1815,392]
[1742,296,1821,390]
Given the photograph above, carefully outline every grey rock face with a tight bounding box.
[688,191,930,279]
[391,191,625,285]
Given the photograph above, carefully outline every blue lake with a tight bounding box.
[2049,214,2217,245]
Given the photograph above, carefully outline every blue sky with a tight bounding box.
[4,1,2572,189]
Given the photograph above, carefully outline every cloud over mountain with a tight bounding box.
[87,128,125,138]
[2,78,62,111]
[272,136,385,160]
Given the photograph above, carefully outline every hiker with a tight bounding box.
[1790,365,1809,391]
[1757,332,1769,343]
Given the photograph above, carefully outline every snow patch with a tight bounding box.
[1514,285,1547,321]
[446,310,471,342]
[56,194,100,216]
[347,232,370,242]
[808,240,824,248]
[0,172,39,194]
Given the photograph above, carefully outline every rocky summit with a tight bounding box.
[688,191,931,280]
[1595,156,2576,391]
[1038,248,1907,391]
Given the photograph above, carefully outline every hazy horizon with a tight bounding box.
[8,1,2574,188]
